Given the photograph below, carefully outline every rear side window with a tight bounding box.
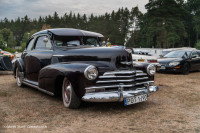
[197,51,200,56]
[26,39,34,51]
[191,51,200,58]
[35,36,52,49]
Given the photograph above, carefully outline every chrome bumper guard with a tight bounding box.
[82,84,159,102]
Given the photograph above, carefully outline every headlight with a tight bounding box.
[169,62,180,66]
[147,64,156,76]
[84,65,98,80]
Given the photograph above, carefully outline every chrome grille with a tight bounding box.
[85,70,153,93]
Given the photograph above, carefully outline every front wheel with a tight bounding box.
[62,78,81,109]
[182,63,190,75]
[16,67,23,87]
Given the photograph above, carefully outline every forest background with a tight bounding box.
[0,0,200,53]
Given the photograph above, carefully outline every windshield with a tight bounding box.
[162,51,170,56]
[54,36,100,47]
[164,51,191,58]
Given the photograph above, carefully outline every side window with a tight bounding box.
[191,51,200,58]
[26,39,34,51]
[197,51,200,56]
[35,36,52,49]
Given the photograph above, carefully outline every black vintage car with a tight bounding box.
[13,28,158,108]
[158,50,200,74]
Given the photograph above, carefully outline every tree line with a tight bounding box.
[0,0,200,52]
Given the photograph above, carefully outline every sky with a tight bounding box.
[0,0,149,20]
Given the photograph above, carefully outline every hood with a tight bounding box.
[53,47,132,70]
[158,58,183,65]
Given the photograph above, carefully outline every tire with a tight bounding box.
[16,67,23,87]
[62,78,81,109]
[182,63,190,75]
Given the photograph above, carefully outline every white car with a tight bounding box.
[132,54,161,71]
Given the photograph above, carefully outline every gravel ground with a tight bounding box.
[0,72,200,133]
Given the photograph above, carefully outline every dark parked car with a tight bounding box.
[13,28,158,108]
[0,55,12,71]
[158,50,200,74]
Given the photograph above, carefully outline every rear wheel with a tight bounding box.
[62,78,81,109]
[182,63,190,75]
[16,67,23,87]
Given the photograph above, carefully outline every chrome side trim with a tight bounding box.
[52,55,65,57]
[23,79,54,96]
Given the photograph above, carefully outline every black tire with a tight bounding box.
[182,63,190,75]
[62,78,81,109]
[16,67,23,87]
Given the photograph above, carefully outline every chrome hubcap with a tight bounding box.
[16,68,22,86]
[64,82,71,104]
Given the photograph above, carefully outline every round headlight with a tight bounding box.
[147,64,156,76]
[84,65,98,80]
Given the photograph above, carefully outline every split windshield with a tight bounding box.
[164,51,191,58]
[54,36,100,47]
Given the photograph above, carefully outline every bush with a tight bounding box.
[195,41,200,50]
[3,47,16,53]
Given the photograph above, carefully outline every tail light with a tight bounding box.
[148,60,158,63]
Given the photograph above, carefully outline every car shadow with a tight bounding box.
[22,84,159,112]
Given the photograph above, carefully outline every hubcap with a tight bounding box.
[64,82,71,104]
[16,68,22,86]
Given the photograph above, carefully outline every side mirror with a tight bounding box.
[43,37,48,44]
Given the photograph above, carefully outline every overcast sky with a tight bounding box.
[0,0,148,20]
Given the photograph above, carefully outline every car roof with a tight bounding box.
[163,47,196,51]
[32,28,104,38]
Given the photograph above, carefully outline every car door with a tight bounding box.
[190,51,200,71]
[24,35,53,82]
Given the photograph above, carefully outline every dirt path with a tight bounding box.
[0,73,200,133]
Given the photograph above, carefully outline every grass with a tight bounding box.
[0,91,8,97]
[0,73,200,133]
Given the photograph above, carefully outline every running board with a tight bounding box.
[23,79,54,96]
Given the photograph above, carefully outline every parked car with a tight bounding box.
[133,49,149,55]
[0,50,14,60]
[158,50,200,74]
[161,47,196,57]
[0,55,12,71]
[13,28,158,108]
[132,53,161,71]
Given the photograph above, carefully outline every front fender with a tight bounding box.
[13,58,24,77]
[38,63,92,97]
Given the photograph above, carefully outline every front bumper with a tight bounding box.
[158,66,182,73]
[82,85,159,102]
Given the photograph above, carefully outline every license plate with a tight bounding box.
[138,59,144,62]
[160,66,165,69]
[124,94,147,106]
